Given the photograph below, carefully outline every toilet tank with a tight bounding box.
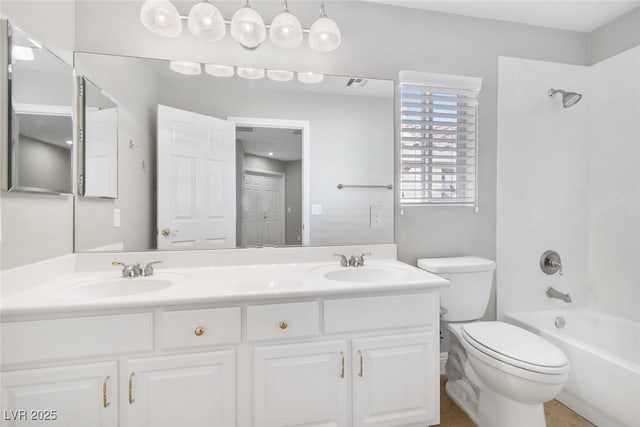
[418,257,496,322]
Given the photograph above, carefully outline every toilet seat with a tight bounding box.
[461,322,569,375]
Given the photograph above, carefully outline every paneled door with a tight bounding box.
[352,332,439,427]
[0,362,117,427]
[241,171,285,247]
[254,340,349,427]
[157,105,236,249]
[84,107,118,198]
[125,351,235,427]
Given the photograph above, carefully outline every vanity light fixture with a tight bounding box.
[188,1,226,42]
[11,46,34,61]
[298,71,324,84]
[139,0,341,52]
[237,67,265,80]
[230,0,266,49]
[269,0,303,49]
[169,61,202,75]
[267,69,294,82]
[140,0,182,37]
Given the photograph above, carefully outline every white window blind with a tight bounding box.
[399,71,482,208]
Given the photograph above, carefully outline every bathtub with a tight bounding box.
[505,309,640,427]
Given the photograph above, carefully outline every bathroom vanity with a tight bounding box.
[0,249,448,427]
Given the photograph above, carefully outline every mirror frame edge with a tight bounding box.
[1,19,9,192]
[76,75,86,197]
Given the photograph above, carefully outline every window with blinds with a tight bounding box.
[400,72,481,208]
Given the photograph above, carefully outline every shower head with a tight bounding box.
[548,88,582,108]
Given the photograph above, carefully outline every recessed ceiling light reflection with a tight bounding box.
[237,67,265,80]
[267,69,294,82]
[297,71,324,84]
[12,46,34,61]
[205,64,234,77]
[169,61,202,75]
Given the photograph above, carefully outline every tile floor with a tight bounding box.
[436,376,595,427]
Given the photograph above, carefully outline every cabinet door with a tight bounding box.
[125,351,235,427]
[1,362,117,427]
[254,340,348,427]
[352,332,438,427]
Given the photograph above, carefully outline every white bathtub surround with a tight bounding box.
[506,309,640,427]
[497,57,589,318]
[587,45,640,323]
[0,244,447,427]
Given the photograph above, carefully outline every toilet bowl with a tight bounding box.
[418,257,570,427]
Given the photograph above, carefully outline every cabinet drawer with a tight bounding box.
[0,313,153,367]
[324,293,437,334]
[160,307,241,350]
[246,301,319,342]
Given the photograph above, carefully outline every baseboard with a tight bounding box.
[440,352,448,375]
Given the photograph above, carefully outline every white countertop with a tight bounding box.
[0,260,448,317]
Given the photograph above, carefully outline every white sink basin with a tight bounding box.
[64,278,172,299]
[322,266,408,283]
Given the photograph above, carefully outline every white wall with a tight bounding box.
[588,6,640,64]
[587,46,640,322]
[0,1,75,269]
[496,57,589,318]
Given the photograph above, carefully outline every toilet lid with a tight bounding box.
[461,322,568,373]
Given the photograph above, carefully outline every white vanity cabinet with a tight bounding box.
[0,362,118,427]
[124,351,236,427]
[0,289,441,427]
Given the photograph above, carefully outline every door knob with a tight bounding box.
[161,228,171,237]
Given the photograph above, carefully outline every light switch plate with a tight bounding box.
[114,209,121,228]
[370,205,384,228]
[311,204,323,215]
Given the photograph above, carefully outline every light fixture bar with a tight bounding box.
[178,15,311,33]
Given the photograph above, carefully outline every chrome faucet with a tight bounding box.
[334,253,372,267]
[546,287,572,303]
[112,261,143,278]
[112,261,161,278]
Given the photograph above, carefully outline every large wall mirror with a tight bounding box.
[74,52,394,253]
[1,20,74,194]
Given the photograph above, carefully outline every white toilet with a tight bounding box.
[418,256,570,427]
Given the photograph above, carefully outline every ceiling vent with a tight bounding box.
[346,78,369,88]
[236,126,255,133]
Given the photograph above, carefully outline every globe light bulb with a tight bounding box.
[308,3,341,52]
[188,1,226,42]
[269,1,303,49]
[140,0,182,38]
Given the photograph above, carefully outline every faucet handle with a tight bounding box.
[113,261,137,278]
[333,254,348,267]
[143,261,162,277]
[353,253,372,267]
